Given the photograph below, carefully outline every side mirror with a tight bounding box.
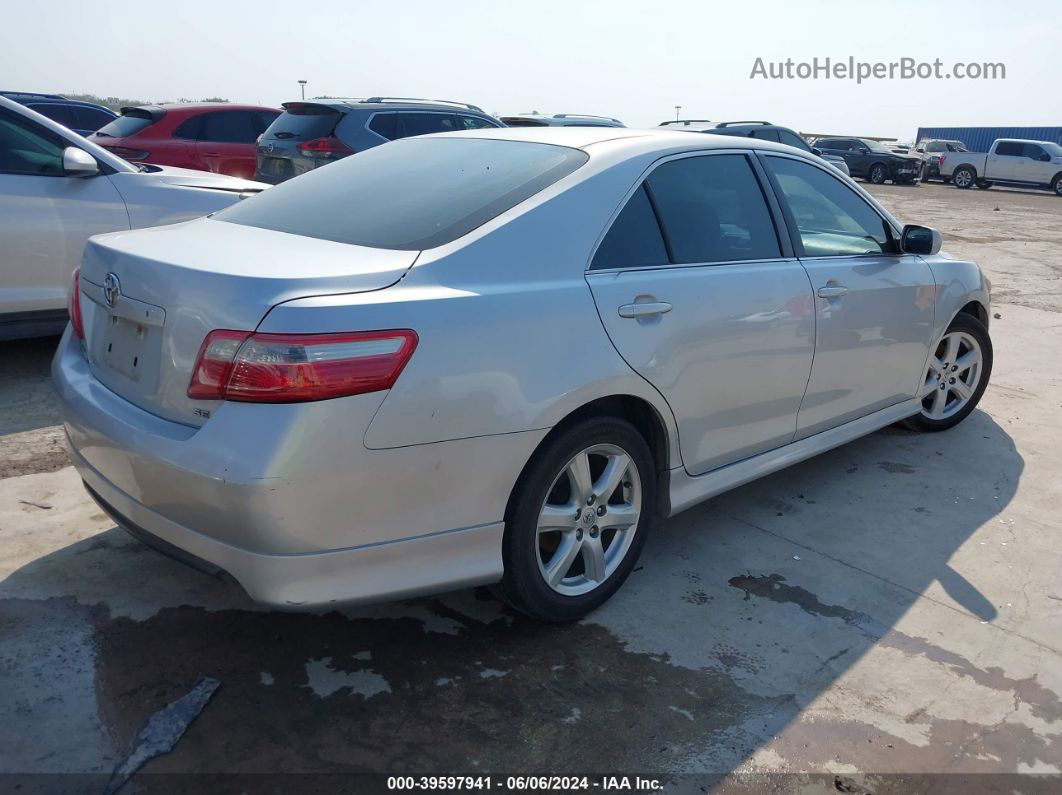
[62,147,99,178]
[1040,153,1051,162]
[811,147,822,156]
[901,224,941,256]
[858,147,869,154]
[915,147,925,153]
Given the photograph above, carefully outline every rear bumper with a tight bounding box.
[77,450,504,608]
[52,329,539,607]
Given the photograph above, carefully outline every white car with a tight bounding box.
[939,138,1062,195]
[0,96,267,340]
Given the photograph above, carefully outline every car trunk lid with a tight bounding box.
[77,217,416,426]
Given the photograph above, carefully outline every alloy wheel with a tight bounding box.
[536,444,642,596]
[954,169,974,188]
[920,330,984,420]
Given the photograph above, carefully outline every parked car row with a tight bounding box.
[0,96,265,340]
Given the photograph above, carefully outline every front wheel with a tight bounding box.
[868,163,888,184]
[1052,174,1062,196]
[953,166,976,189]
[904,313,992,432]
[496,416,655,622]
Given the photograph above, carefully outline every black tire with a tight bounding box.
[975,179,993,190]
[1052,174,1062,196]
[868,163,888,184]
[953,166,976,189]
[496,416,655,622]
[903,313,992,433]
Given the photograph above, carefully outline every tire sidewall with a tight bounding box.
[954,167,975,188]
[869,164,887,184]
[499,417,656,622]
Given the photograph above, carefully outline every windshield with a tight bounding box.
[217,136,589,250]
[1042,142,1062,157]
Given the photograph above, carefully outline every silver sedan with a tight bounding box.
[54,127,992,622]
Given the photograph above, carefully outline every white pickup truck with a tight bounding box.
[940,138,1062,195]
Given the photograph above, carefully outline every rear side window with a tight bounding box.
[994,141,1023,156]
[766,156,893,257]
[266,104,342,140]
[217,137,588,250]
[368,112,397,140]
[173,116,203,139]
[199,111,259,143]
[95,113,154,138]
[645,154,781,264]
[819,139,850,151]
[395,113,459,139]
[749,129,780,142]
[591,185,668,270]
[0,109,65,175]
[73,107,115,131]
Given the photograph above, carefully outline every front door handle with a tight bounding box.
[618,302,673,318]
[817,285,849,298]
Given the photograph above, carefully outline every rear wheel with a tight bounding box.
[868,163,888,184]
[976,179,993,190]
[904,313,992,432]
[953,166,976,189]
[496,417,655,622]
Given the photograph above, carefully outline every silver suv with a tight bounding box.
[255,96,503,183]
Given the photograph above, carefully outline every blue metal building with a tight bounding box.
[916,126,1062,151]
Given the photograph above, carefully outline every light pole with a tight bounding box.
[674,105,681,121]
[298,80,307,100]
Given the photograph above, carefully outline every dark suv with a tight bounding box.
[0,91,116,137]
[812,137,922,184]
[255,97,503,183]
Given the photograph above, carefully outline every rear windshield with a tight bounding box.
[265,104,342,140]
[500,118,549,127]
[95,114,154,138]
[216,137,589,250]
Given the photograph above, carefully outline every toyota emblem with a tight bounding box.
[103,273,121,308]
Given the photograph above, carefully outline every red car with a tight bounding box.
[90,103,280,179]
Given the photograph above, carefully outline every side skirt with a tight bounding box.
[666,398,921,516]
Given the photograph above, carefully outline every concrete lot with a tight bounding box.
[1,181,1060,790]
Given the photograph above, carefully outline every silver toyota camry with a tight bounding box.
[54,127,993,622]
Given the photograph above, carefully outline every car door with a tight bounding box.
[586,152,815,475]
[193,111,261,178]
[0,107,127,319]
[1021,143,1052,184]
[761,153,935,437]
[987,141,1023,181]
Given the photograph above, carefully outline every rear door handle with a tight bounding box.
[817,285,849,298]
[618,302,673,318]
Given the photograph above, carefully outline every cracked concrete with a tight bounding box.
[0,182,1060,787]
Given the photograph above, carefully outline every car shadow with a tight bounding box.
[0,408,1034,783]
[0,335,63,435]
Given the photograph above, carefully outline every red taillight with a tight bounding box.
[188,330,418,403]
[103,145,150,160]
[67,269,84,340]
[296,136,354,158]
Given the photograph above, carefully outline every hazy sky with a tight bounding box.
[3,0,1059,142]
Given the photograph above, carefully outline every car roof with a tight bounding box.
[434,126,822,160]
[501,113,624,126]
[147,103,280,112]
[1,92,113,112]
[282,98,491,114]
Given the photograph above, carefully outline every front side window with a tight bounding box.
[217,137,588,250]
[591,185,669,270]
[199,111,259,143]
[1023,143,1046,160]
[459,115,498,130]
[395,112,459,139]
[645,154,781,264]
[0,110,64,175]
[777,130,810,151]
[766,156,894,258]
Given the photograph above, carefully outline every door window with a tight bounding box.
[198,111,259,143]
[27,103,77,129]
[73,107,116,132]
[368,113,397,140]
[766,156,894,257]
[646,154,781,264]
[394,112,459,139]
[1022,143,1046,160]
[0,110,65,175]
[458,114,498,130]
[591,185,669,269]
[994,141,1023,156]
